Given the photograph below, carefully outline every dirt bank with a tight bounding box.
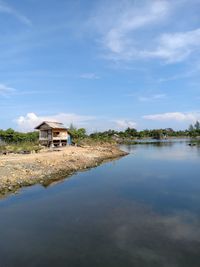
[0,145,128,195]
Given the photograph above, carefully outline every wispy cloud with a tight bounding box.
[143,112,200,122]
[80,73,100,80]
[0,0,31,26]
[114,119,137,129]
[145,28,200,63]
[139,94,166,102]
[90,0,200,64]
[0,83,16,96]
[158,61,200,83]
[15,112,95,132]
[158,71,195,83]
[103,1,169,57]
[90,0,171,60]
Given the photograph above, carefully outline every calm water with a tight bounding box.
[1,141,200,267]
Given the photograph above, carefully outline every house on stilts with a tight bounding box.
[35,121,71,147]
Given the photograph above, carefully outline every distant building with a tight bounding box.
[35,121,71,147]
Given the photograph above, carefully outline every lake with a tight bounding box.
[1,140,200,267]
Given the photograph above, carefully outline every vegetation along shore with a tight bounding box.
[0,120,199,196]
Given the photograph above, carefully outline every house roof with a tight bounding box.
[35,121,67,130]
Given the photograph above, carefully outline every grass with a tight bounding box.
[0,142,41,154]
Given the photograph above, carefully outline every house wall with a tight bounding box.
[52,129,69,140]
[36,122,71,147]
[38,128,70,147]
[39,130,52,140]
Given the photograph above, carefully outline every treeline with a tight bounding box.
[188,121,200,137]
[89,128,188,141]
[88,121,200,141]
[0,128,39,143]
[69,126,190,143]
[1,121,200,145]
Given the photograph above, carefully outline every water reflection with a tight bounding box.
[105,201,200,266]
[121,141,200,161]
[1,141,200,267]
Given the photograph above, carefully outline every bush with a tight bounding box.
[0,129,39,143]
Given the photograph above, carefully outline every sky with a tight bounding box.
[0,0,200,132]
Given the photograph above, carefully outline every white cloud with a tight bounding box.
[80,73,100,79]
[90,0,200,63]
[139,94,166,102]
[0,83,16,95]
[90,0,171,60]
[16,113,138,132]
[114,119,137,129]
[145,28,200,63]
[0,0,31,26]
[143,112,200,122]
[102,1,170,55]
[16,112,95,132]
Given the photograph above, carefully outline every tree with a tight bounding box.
[189,124,194,132]
[194,121,200,130]
[69,123,75,131]
[69,127,87,140]
[124,127,137,138]
[0,129,39,143]
[151,129,163,140]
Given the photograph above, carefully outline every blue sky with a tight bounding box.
[0,0,200,132]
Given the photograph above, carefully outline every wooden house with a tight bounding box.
[35,121,71,147]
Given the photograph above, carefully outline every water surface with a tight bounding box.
[1,141,200,267]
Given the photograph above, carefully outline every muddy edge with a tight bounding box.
[0,145,128,197]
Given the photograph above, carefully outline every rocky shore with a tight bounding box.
[0,145,128,196]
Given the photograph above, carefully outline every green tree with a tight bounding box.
[194,121,200,130]
[124,127,137,138]
[69,127,87,140]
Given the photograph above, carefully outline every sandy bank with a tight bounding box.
[0,145,128,195]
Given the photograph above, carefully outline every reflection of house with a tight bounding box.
[35,121,71,147]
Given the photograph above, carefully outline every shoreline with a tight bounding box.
[0,145,128,196]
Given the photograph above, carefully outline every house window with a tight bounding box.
[53,132,60,137]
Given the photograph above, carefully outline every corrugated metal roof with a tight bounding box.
[35,121,67,130]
